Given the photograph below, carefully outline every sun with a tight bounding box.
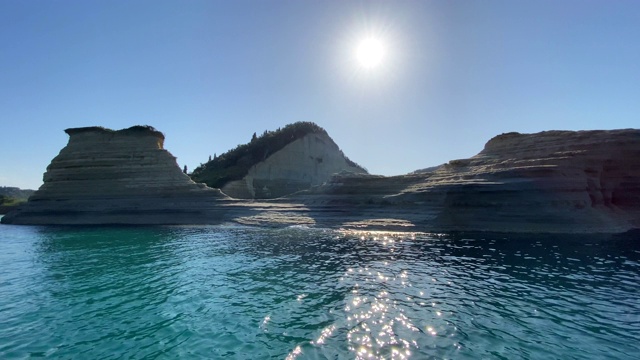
[355,37,385,69]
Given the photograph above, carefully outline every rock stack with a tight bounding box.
[1,126,227,225]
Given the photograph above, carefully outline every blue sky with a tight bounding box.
[1,0,639,190]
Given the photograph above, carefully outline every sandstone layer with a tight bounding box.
[1,126,228,225]
[221,132,366,199]
[3,127,639,234]
[290,129,640,233]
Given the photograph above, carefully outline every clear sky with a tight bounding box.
[1,0,639,190]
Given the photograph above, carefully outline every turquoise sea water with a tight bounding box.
[1,219,639,359]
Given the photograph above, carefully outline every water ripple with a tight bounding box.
[0,224,639,359]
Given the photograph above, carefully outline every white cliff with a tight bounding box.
[4,126,639,234]
[221,132,367,199]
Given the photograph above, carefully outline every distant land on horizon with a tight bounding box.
[0,186,35,198]
[0,186,35,214]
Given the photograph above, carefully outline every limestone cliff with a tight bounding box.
[300,129,640,233]
[1,126,227,225]
[3,126,638,233]
[191,122,367,199]
[221,132,366,198]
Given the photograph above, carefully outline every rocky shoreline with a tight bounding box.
[2,126,639,234]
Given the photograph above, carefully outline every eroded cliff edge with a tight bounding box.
[3,127,639,233]
[1,126,228,225]
[287,129,640,233]
[190,122,367,199]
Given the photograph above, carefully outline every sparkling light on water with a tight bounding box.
[0,223,639,359]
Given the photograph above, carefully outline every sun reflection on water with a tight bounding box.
[4,226,636,359]
[332,230,451,359]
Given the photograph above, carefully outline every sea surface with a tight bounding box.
[1,219,639,359]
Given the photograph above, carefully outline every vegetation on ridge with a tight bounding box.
[0,195,25,207]
[0,186,34,200]
[0,187,34,214]
[190,122,366,189]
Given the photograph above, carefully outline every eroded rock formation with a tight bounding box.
[190,122,367,199]
[221,132,366,198]
[3,126,639,233]
[1,126,227,225]
[298,129,640,233]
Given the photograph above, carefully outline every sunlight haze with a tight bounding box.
[356,38,385,69]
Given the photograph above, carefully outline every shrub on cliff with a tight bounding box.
[1,188,34,214]
[0,187,34,201]
[0,195,25,207]
[190,122,366,189]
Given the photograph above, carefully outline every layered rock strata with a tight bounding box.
[295,129,640,233]
[3,127,639,233]
[221,133,366,198]
[1,126,228,225]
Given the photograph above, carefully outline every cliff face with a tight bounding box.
[3,126,638,233]
[221,132,366,199]
[302,129,640,233]
[1,126,227,225]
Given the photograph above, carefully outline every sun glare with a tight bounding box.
[356,37,385,69]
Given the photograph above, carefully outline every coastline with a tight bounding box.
[3,200,637,235]
[3,127,639,235]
